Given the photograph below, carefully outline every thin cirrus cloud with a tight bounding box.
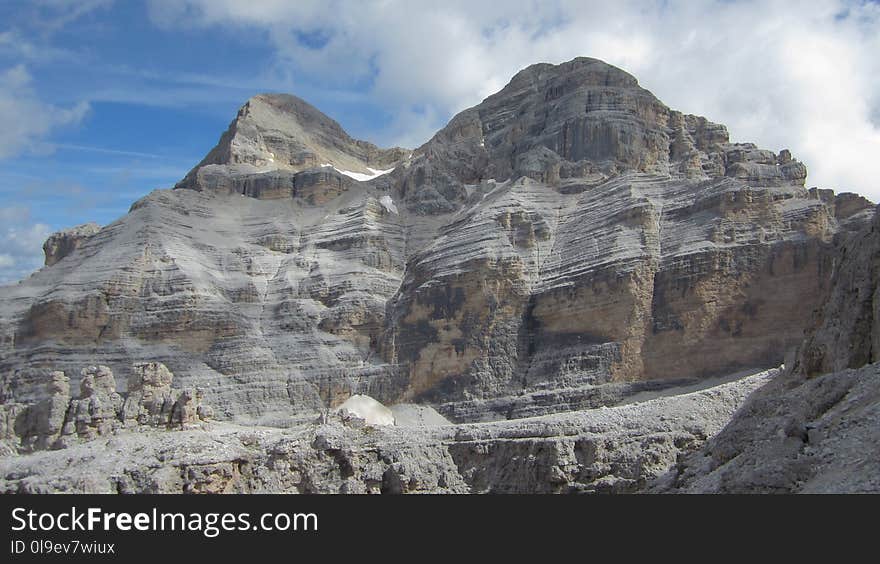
[147,0,880,200]
[0,0,111,160]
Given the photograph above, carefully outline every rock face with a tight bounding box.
[653,203,880,493]
[175,93,410,197]
[789,200,880,377]
[651,362,880,493]
[332,394,395,426]
[377,58,871,418]
[0,363,212,455]
[0,368,771,493]
[42,222,101,266]
[0,56,874,426]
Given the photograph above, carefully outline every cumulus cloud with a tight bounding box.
[147,0,880,200]
[0,64,90,158]
[0,206,51,285]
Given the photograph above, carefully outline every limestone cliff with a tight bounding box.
[0,57,873,426]
[653,203,880,493]
[42,222,101,266]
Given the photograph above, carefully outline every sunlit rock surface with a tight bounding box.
[0,368,772,493]
[0,57,873,427]
[653,202,880,493]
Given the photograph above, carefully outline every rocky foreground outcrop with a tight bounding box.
[0,362,212,455]
[650,362,880,493]
[0,369,772,493]
[0,57,872,426]
[1,56,879,494]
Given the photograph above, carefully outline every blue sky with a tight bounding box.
[1,0,879,283]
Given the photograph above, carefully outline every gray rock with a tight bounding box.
[42,222,101,266]
[0,56,874,435]
[653,202,880,493]
[175,93,409,194]
[65,365,122,443]
[0,363,212,454]
[0,368,772,493]
[651,363,880,493]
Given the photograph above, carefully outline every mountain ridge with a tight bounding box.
[0,56,873,427]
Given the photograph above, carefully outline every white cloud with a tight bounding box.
[0,206,51,285]
[0,29,77,62]
[0,65,90,159]
[29,0,115,33]
[148,0,878,202]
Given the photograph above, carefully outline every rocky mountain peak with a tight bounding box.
[497,56,641,95]
[1,55,874,439]
[2,55,879,495]
[175,92,410,194]
[395,57,808,216]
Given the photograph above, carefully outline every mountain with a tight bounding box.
[654,197,880,493]
[0,57,878,493]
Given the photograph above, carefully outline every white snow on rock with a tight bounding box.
[379,195,398,214]
[333,166,394,182]
[333,394,395,426]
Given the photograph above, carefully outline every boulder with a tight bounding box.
[42,222,100,266]
[333,395,395,426]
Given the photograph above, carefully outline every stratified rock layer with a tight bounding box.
[0,369,771,493]
[653,203,880,493]
[42,222,101,266]
[0,57,874,424]
[0,363,212,455]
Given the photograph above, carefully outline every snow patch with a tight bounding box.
[333,394,395,426]
[333,166,394,182]
[379,195,398,214]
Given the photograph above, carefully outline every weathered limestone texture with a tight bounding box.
[1,56,877,493]
[653,204,880,493]
[2,58,868,423]
[42,222,101,267]
[0,363,212,455]
[0,369,771,493]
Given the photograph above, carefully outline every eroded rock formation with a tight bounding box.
[0,56,874,428]
[42,222,101,267]
[0,368,771,493]
[1,56,878,494]
[0,363,212,455]
[653,202,880,493]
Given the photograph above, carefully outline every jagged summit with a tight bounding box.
[407,55,806,209]
[176,92,410,195]
[0,56,874,430]
[494,57,641,96]
[176,57,808,210]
